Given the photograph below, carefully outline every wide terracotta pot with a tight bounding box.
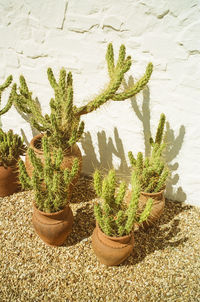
[32,203,73,246]
[0,164,19,197]
[25,134,82,188]
[92,224,134,266]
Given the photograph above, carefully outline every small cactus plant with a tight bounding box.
[0,129,27,167]
[18,136,79,213]
[0,76,26,167]
[13,43,153,151]
[128,113,169,193]
[93,169,153,237]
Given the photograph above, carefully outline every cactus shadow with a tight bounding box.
[128,77,186,203]
[123,200,190,266]
[63,202,96,246]
[81,128,131,181]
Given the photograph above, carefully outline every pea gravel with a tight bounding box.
[0,175,200,302]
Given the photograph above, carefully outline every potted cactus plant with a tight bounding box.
[128,113,169,227]
[18,135,79,246]
[13,43,153,182]
[92,169,153,266]
[0,76,26,197]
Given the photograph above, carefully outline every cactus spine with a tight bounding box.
[18,136,79,213]
[128,113,169,193]
[14,43,153,151]
[93,169,153,237]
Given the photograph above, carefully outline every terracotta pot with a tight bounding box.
[139,190,165,228]
[92,224,134,266]
[25,134,82,193]
[32,203,73,246]
[126,189,165,229]
[0,164,20,197]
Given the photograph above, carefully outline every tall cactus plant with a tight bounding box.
[128,113,169,193]
[93,169,153,237]
[13,43,153,151]
[18,136,79,213]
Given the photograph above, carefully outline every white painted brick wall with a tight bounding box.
[0,0,200,206]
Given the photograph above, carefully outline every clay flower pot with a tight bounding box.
[32,203,73,246]
[139,190,165,228]
[92,224,134,266]
[25,134,82,189]
[0,164,19,197]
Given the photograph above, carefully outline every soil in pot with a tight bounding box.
[92,224,134,266]
[0,164,20,197]
[32,204,73,246]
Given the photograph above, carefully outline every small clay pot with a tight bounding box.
[139,190,165,228]
[32,203,73,246]
[0,164,19,197]
[25,134,82,193]
[92,224,134,266]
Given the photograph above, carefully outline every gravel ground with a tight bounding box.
[0,175,200,302]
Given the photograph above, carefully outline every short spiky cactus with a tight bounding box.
[93,169,153,237]
[18,136,79,213]
[128,113,169,193]
[0,129,27,167]
[13,43,153,151]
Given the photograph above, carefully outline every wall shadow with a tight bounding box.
[81,77,186,202]
[81,128,131,181]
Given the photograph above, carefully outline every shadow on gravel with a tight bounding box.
[123,200,191,266]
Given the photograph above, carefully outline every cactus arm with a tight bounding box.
[106,43,115,78]
[75,44,134,116]
[93,170,102,197]
[154,168,169,193]
[18,159,32,190]
[115,181,127,206]
[0,75,13,91]
[155,113,166,145]
[47,68,58,89]
[128,151,136,167]
[112,63,153,101]
[138,198,153,223]
[136,152,143,174]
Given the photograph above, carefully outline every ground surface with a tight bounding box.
[0,175,200,302]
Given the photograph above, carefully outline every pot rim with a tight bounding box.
[29,133,44,155]
[33,202,70,217]
[29,133,79,155]
[141,188,165,197]
[96,223,133,241]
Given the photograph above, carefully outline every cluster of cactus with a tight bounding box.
[93,169,153,237]
[13,43,153,151]
[0,129,26,167]
[18,136,79,213]
[128,113,169,193]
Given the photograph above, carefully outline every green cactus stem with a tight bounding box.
[18,135,79,213]
[93,169,152,237]
[128,113,169,193]
[0,75,15,116]
[0,129,26,168]
[14,43,153,151]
